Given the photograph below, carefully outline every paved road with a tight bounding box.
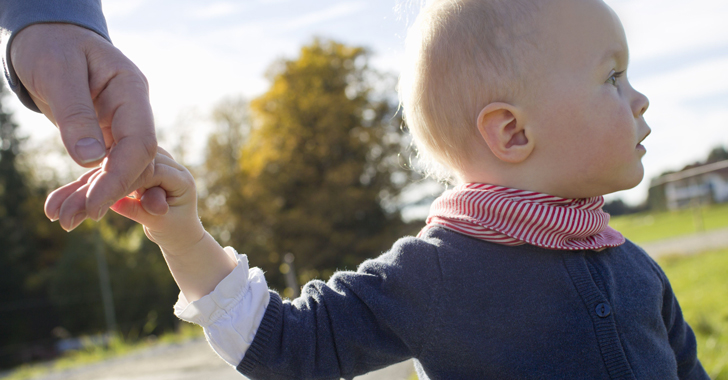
[29,339,414,380]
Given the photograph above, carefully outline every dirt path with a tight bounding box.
[640,227,728,258]
[28,339,414,380]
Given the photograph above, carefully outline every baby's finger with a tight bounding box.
[149,163,194,200]
[140,187,169,216]
[153,149,186,172]
[45,168,101,221]
[126,162,192,200]
[156,146,175,160]
[114,163,191,225]
[110,196,153,226]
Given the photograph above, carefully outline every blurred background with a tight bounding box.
[1,0,727,379]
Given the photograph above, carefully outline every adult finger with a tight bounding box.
[110,196,151,227]
[85,54,157,220]
[58,182,93,232]
[44,168,101,221]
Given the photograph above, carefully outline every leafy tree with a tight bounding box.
[0,85,66,366]
[201,39,415,293]
[706,145,728,164]
[197,97,251,247]
[47,215,179,339]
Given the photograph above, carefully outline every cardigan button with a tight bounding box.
[595,303,611,318]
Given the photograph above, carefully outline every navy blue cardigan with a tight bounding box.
[239,228,708,380]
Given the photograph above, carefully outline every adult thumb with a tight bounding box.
[45,66,107,166]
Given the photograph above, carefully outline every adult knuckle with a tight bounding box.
[141,135,158,161]
[114,173,135,196]
[56,103,97,127]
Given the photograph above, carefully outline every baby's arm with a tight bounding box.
[107,147,238,302]
[86,147,267,367]
[46,147,238,303]
[60,148,437,377]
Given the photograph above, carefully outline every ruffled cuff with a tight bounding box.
[174,247,270,367]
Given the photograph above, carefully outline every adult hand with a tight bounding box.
[11,23,165,226]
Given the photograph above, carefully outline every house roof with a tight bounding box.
[650,159,728,187]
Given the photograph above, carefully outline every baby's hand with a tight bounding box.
[109,147,203,254]
[46,147,203,253]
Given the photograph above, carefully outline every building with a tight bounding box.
[649,160,728,210]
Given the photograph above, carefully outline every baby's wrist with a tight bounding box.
[148,219,207,256]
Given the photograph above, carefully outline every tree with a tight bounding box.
[706,145,728,164]
[197,97,251,247]
[0,85,66,366]
[202,39,415,294]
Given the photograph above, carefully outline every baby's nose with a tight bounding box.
[633,90,649,117]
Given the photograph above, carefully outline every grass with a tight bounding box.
[659,248,728,379]
[609,202,728,244]
[2,323,203,380]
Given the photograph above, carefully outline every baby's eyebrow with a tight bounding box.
[599,45,629,67]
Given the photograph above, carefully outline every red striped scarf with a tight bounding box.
[419,183,625,250]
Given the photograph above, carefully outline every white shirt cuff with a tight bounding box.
[173,247,270,367]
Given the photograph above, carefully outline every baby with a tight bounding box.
[46,0,709,378]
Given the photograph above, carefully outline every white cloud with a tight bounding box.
[280,2,369,32]
[610,0,728,60]
[188,2,247,20]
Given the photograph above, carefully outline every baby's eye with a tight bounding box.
[607,70,625,87]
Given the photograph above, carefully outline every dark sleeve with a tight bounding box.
[237,237,442,380]
[656,265,710,380]
[0,0,110,111]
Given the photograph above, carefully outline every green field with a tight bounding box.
[660,248,728,379]
[609,203,728,243]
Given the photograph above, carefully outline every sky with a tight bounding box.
[8,0,728,206]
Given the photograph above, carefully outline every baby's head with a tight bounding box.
[399,0,651,199]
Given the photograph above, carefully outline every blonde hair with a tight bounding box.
[399,0,541,180]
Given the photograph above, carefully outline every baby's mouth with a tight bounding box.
[637,128,651,147]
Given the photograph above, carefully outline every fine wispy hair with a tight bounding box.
[398,0,542,182]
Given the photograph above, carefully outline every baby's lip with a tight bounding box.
[637,127,651,146]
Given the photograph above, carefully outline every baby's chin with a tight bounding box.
[598,165,646,197]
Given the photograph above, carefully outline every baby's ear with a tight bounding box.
[476,102,534,163]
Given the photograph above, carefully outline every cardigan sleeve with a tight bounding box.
[237,236,442,380]
[656,265,710,380]
[0,0,110,111]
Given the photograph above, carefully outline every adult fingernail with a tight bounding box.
[68,211,87,232]
[95,201,114,220]
[75,138,106,163]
